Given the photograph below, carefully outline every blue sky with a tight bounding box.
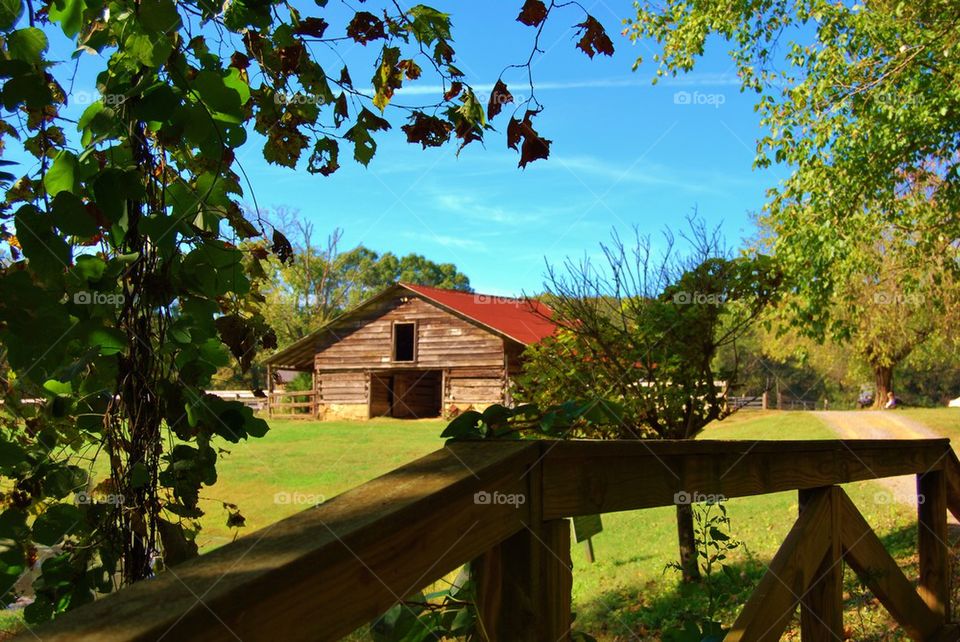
[13,1,793,295]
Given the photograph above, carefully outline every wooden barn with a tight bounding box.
[263,283,556,420]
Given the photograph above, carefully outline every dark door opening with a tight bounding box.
[369,370,441,418]
[393,322,416,362]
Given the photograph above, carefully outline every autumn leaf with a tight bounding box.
[307,137,340,176]
[402,112,453,148]
[293,17,328,38]
[487,79,513,120]
[575,16,614,58]
[372,46,403,110]
[229,51,249,70]
[272,229,294,265]
[444,81,463,102]
[215,314,257,371]
[333,92,348,126]
[517,0,548,27]
[507,109,551,168]
[346,11,386,44]
[398,59,422,80]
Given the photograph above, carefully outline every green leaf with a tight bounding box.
[14,204,71,275]
[441,410,483,439]
[709,526,730,541]
[407,5,451,46]
[86,327,126,356]
[0,509,28,541]
[42,466,87,499]
[130,462,150,489]
[193,69,249,124]
[43,379,72,396]
[126,32,172,68]
[23,595,53,624]
[47,0,84,37]
[7,28,48,64]
[0,0,23,31]
[139,0,181,33]
[51,192,98,237]
[0,441,26,470]
[480,404,512,427]
[32,503,82,545]
[43,150,79,196]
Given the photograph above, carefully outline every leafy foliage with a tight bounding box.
[665,500,742,639]
[515,219,781,440]
[0,0,616,625]
[627,0,960,352]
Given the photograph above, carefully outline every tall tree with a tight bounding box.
[627,1,960,343]
[0,0,614,624]
[514,220,781,582]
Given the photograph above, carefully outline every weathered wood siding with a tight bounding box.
[319,372,367,405]
[447,367,504,407]
[314,297,504,371]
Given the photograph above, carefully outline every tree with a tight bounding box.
[627,1,960,345]
[0,0,615,624]
[513,219,781,582]
[256,207,472,349]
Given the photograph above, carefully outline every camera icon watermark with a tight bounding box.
[872,292,924,306]
[672,291,727,305]
[673,90,726,108]
[76,491,124,505]
[873,490,924,505]
[474,294,518,305]
[74,291,125,306]
[71,90,125,107]
[674,490,726,505]
[274,91,328,106]
[473,490,526,508]
[273,491,325,506]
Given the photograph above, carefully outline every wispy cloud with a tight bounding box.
[393,72,741,97]
[432,193,547,226]
[552,154,757,195]
[401,230,487,251]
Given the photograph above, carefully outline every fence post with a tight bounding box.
[475,519,572,641]
[799,486,843,640]
[917,470,949,623]
[266,364,273,418]
[762,391,769,410]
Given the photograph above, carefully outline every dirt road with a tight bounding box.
[814,410,955,521]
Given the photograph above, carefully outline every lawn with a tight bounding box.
[193,409,937,640]
[193,417,447,550]
[898,407,960,443]
[570,410,923,640]
[7,409,954,640]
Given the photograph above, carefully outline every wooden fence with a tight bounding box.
[21,438,960,641]
[267,390,317,419]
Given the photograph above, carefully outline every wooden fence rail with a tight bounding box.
[267,390,318,419]
[21,438,960,641]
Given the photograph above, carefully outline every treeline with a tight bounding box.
[213,208,471,388]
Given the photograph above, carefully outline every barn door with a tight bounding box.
[391,375,411,418]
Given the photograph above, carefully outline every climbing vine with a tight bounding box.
[0,0,614,625]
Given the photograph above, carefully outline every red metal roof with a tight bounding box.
[400,283,556,345]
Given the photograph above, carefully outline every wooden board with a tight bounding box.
[26,442,541,642]
[540,438,953,519]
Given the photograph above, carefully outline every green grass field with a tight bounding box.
[192,408,956,639]
[7,408,958,640]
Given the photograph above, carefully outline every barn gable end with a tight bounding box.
[264,283,555,420]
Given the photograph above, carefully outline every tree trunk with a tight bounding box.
[676,504,701,582]
[873,364,893,408]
